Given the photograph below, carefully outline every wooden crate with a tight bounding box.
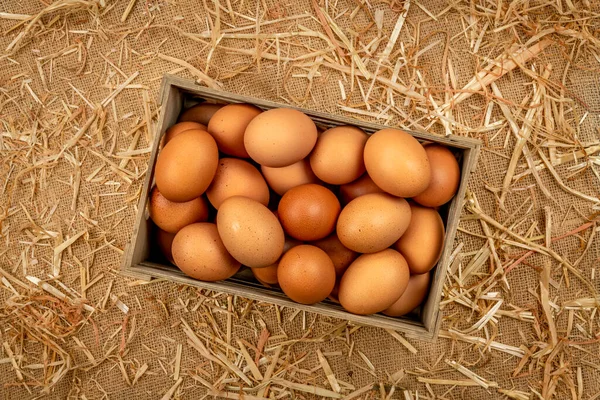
[121,74,481,341]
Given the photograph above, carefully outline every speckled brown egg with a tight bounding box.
[413,145,460,207]
[208,103,262,157]
[217,196,285,268]
[163,121,207,144]
[339,174,384,204]
[278,184,340,241]
[364,129,431,197]
[336,193,411,253]
[206,158,270,209]
[312,233,357,277]
[156,228,175,263]
[277,245,336,304]
[172,223,241,281]
[338,249,410,315]
[261,158,320,195]
[244,108,318,167]
[383,272,431,317]
[251,237,301,287]
[310,126,368,184]
[179,103,225,125]
[394,204,444,274]
[148,186,209,233]
[154,130,219,202]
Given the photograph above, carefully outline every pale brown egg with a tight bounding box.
[208,103,262,157]
[309,126,368,184]
[148,186,209,233]
[163,121,207,144]
[154,130,219,202]
[206,158,270,209]
[394,204,444,274]
[261,158,319,195]
[339,174,384,205]
[364,129,431,197]
[156,228,175,263]
[172,223,241,281]
[338,249,410,315]
[179,103,224,125]
[244,108,318,167]
[278,245,336,304]
[413,145,460,207]
[383,272,431,317]
[336,193,411,253]
[312,233,357,277]
[217,196,285,268]
[278,184,340,241]
[251,237,301,287]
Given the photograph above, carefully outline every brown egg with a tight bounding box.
[394,204,444,274]
[339,174,384,204]
[328,280,341,303]
[251,237,301,287]
[244,108,318,167]
[336,193,411,253]
[206,158,270,209]
[261,159,320,195]
[364,129,431,197]
[155,130,219,202]
[172,223,241,281]
[163,121,207,145]
[312,233,357,277]
[217,196,285,268]
[310,126,368,184]
[179,103,224,125]
[413,145,460,207]
[156,228,175,263]
[278,245,336,304]
[208,104,262,157]
[278,184,340,241]
[339,249,410,315]
[383,272,431,317]
[148,187,209,233]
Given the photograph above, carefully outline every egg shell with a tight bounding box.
[364,129,431,197]
[339,174,384,205]
[309,126,368,184]
[206,158,270,209]
[156,228,176,263]
[277,245,336,304]
[261,159,319,195]
[208,103,262,157]
[244,108,318,167]
[339,249,410,315]
[413,145,461,207]
[394,204,444,274]
[179,103,225,125]
[328,279,340,303]
[172,223,241,281]
[383,272,431,317]
[278,184,340,241]
[148,187,209,233]
[155,130,219,202]
[312,233,357,277]
[217,196,285,268]
[251,237,301,287]
[336,193,411,253]
[164,121,207,144]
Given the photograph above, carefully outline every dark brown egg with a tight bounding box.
[179,103,225,125]
[278,184,340,241]
[413,145,461,207]
[156,228,175,263]
[278,245,336,304]
[394,204,444,274]
[206,158,270,209]
[208,103,262,158]
[383,272,431,317]
[251,237,301,287]
[164,121,207,144]
[312,233,357,277]
[148,186,209,233]
[339,174,384,205]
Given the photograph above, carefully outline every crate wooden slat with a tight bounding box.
[121,74,481,341]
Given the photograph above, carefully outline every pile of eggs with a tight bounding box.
[150,101,460,318]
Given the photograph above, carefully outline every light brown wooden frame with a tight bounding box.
[121,74,481,341]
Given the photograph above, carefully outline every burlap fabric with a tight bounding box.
[1,0,599,399]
